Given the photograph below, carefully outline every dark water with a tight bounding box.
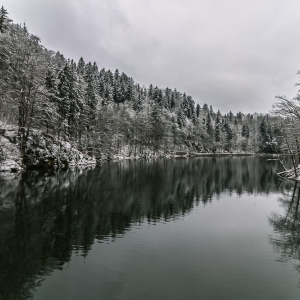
[0,156,300,300]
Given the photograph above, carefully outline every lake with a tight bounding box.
[0,156,300,300]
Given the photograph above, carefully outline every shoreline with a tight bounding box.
[1,121,281,173]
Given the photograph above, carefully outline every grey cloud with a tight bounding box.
[3,0,300,114]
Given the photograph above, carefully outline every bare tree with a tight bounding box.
[0,24,49,165]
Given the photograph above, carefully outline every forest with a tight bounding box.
[0,6,284,167]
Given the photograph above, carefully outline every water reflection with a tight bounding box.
[269,181,300,283]
[0,157,291,299]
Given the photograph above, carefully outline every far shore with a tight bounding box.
[173,152,280,158]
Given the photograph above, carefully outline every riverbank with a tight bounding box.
[0,121,263,172]
[0,122,96,172]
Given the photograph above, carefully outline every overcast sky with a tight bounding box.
[3,0,300,113]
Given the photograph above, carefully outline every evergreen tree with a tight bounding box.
[170,92,175,110]
[154,89,163,106]
[215,111,221,143]
[176,108,185,128]
[242,123,250,139]
[119,78,127,103]
[126,77,135,102]
[113,81,122,103]
[209,105,215,118]
[228,111,234,122]
[203,103,208,111]
[223,121,233,150]
[187,95,195,119]
[148,84,153,98]
[259,116,275,152]
[107,69,114,85]
[103,82,113,105]
[97,76,105,98]
[0,32,10,71]
[182,93,190,118]
[206,112,213,136]
[68,62,83,137]
[92,61,98,73]
[196,104,200,118]
[164,87,171,109]
[43,69,60,132]
[149,103,165,151]
[77,57,85,75]
[236,112,243,122]
[0,7,11,73]
[133,92,143,111]
[114,69,120,82]
[0,6,12,33]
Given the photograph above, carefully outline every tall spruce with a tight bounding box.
[0,6,12,33]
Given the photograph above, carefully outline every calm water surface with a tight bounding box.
[0,156,300,300]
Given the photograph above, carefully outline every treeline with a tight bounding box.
[0,7,283,163]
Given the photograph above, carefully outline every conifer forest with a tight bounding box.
[0,7,288,168]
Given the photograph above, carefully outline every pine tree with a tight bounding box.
[170,92,175,110]
[133,92,143,111]
[164,87,171,109]
[206,112,213,136]
[196,104,200,118]
[185,96,194,119]
[107,69,114,85]
[97,76,105,98]
[113,81,122,103]
[77,57,85,75]
[92,61,98,73]
[242,123,250,139]
[154,89,163,106]
[236,112,243,122]
[57,63,72,136]
[126,77,135,102]
[203,103,208,111]
[43,69,60,132]
[176,108,185,128]
[0,6,11,71]
[228,111,234,122]
[0,6,12,33]
[148,84,153,98]
[209,105,215,117]
[0,32,10,71]
[259,116,275,152]
[149,103,165,152]
[114,69,120,82]
[182,93,189,118]
[104,84,114,104]
[153,86,159,101]
[67,62,83,138]
[215,111,221,142]
[223,121,233,151]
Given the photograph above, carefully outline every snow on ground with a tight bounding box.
[0,122,22,172]
[0,121,96,172]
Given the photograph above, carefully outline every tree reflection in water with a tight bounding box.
[0,157,290,299]
[269,180,300,284]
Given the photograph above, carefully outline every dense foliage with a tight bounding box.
[0,7,283,162]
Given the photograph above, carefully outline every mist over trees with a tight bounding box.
[0,7,283,163]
